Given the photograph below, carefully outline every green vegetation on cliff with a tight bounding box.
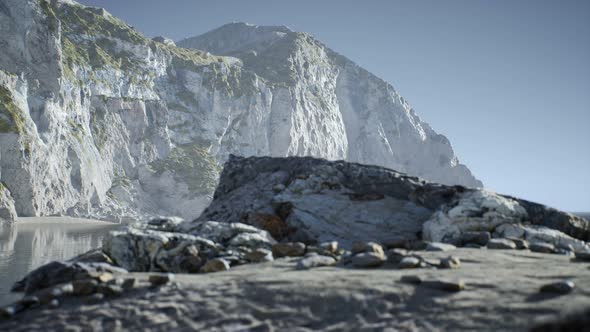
[0,86,24,134]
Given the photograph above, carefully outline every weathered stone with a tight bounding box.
[529,242,556,254]
[69,249,114,265]
[149,274,175,286]
[351,242,384,256]
[460,232,491,246]
[296,255,336,270]
[95,272,114,283]
[439,256,461,269]
[398,257,421,269]
[574,251,590,261]
[319,241,338,254]
[495,223,589,252]
[387,248,408,264]
[425,242,456,252]
[72,279,98,296]
[400,275,422,284]
[487,238,517,250]
[244,248,274,263]
[200,258,230,273]
[423,279,465,292]
[506,237,529,250]
[540,280,575,294]
[121,278,136,290]
[272,242,306,257]
[351,252,386,268]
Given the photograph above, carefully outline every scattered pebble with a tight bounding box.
[272,242,306,257]
[439,256,461,269]
[296,255,336,270]
[487,238,517,250]
[529,242,556,254]
[200,258,230,273]
[398,256,421,269]
[540,280,575,294]
[149,273,175,286]
[425,242,456,252]
[351,252,385,268]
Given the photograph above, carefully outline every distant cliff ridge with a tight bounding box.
[0,0,480,223]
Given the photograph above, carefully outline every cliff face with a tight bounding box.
[0,0,480,222]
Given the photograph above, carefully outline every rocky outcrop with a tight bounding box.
[0,1,480,222]
[0,184,17,224]
[198,155,590,247]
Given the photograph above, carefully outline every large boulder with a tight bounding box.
[197,156,590,246]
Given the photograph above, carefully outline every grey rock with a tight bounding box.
[19,296,40,309]
[296,255,336,270]
[200,258,230,273]
[423,279,465,292]
[121,278,136,290]
[72,279,98,296]
[574,251,590,261]
[96,284,123,297]
[425,242,457,252]
[506,237,529,250]
[460,232,491,246]
[487,238,517,250]
[351,242,385,256]
[387,248,408,264]
[272,242,306,257]
[85,293,105,304]
[398,257,421,269]
[400,275,423,285]
[529,242,556,254]
[540,280,575,294]
[463,243,482,249]
[149,274,175,286]
[49,299,60,309]
[319,241,338,255]
[351,252,386,268]
[244,248,274,263]
[439,256,461,269]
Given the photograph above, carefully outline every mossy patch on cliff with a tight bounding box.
[0,86,25,134]
[149,143,220,195]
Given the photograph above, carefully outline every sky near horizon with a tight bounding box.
[78,0,590,212]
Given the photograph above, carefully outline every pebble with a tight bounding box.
[487,238,517,250]
[351,242,385,256]
[540,280,575,294]
[149,273,175,286]
[423,279,465,292]
[200,258,230,273]
[529,242,556,254]
[272,242,306,257]
[387,248,408,264]
[398,256,421,269]
[351,252,386,268]
[244,248,274,263]
[460,232,491,246]
[439,256,461,269]
[296,255,336,270]
[425,242,456,252]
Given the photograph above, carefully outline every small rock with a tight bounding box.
[244,248,274,263]
[398,256,421,269]
[387,248,408,264]
[85,293,105,304]
[439,256,461,269]
[72,279,98,296]
[529,242,556,254]
[425,242,456,252]
[400,275,422,284]
[49,299,60,308]
[121,278,136,290]
[460,232,491,246]
[200,258,230,273]
[574,251,590,261]
[272,242,306,257]
[296,255,336,270]
[149,273,175,286]
[96,284,123,297]
[351,241,384,256]
[487,238,517,250]
[319,241,338,254]
[351,252,386,268]
[540,280,575,294]
[423,279,465,292]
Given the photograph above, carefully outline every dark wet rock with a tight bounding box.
[463,243,482,249]
[351,252,385,268]
[72,280,98,296]
[149,274,175,286]
[84,293,105,304]
[200,258,230,273]
[439,256,461,269]
[425,242,456,252]
[540,280,575,294]
[422,279,465,292]
[387,248,408,264]
[272,242,306,257]
[460,232,491,246]
[574,251,590,261]
[96,284,123,297]
[120,278,136,290]
[487,238,517,250]
[296,255,336,270]
[529,242,556,254]
[68,249,114,265]
[530,308,590,332]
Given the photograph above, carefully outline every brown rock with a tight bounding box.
[272,242,306,257]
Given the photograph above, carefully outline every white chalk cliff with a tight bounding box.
[0,0,481,223]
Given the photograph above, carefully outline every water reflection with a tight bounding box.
[0,218,120,306]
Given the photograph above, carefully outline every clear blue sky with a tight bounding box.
[78,0,590,212]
